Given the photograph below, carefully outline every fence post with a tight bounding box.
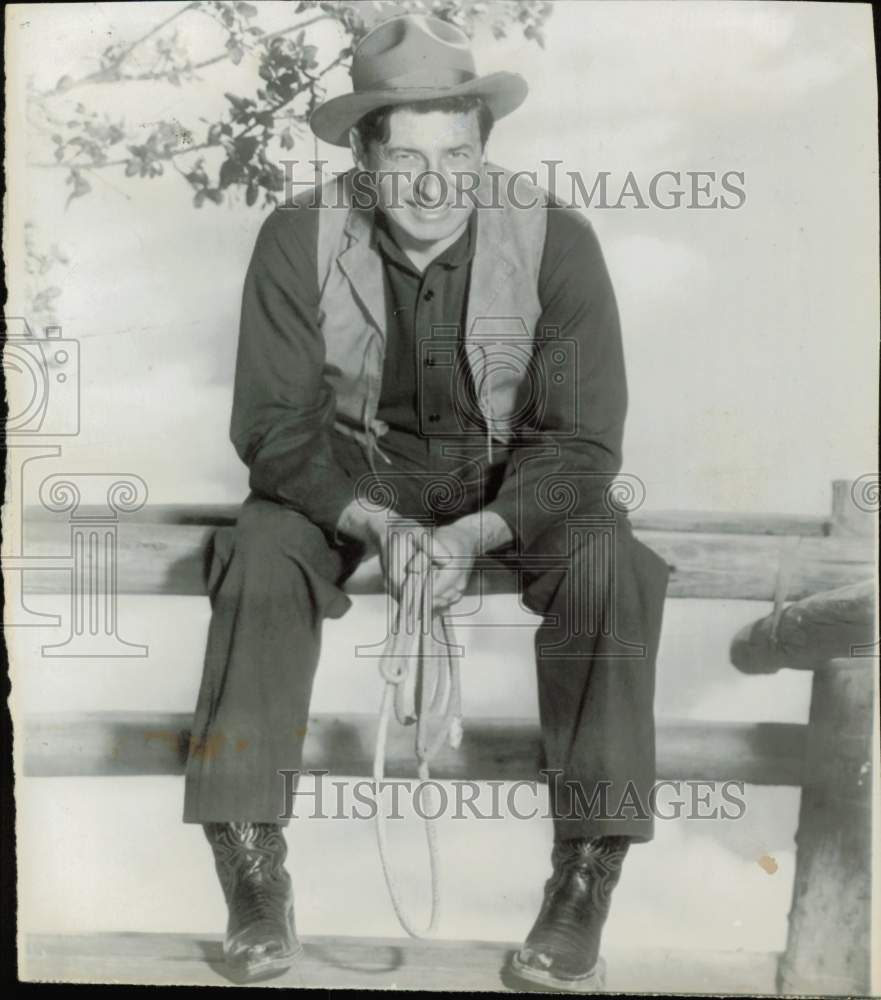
[778,478,877,994]
[777,661,874,994]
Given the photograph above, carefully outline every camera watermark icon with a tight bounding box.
[418,319,578,440]
[2,317,80,436]
[3,316,149,655]
[3,316,82,628]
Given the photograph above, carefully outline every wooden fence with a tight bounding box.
[16,478,878,994]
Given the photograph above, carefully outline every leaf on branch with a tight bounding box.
[236,1,258,17]
[259,163,284,192]
[186,167,210,188]
[224,92,255,111]
[246,182,259,206]
[194,189,206,208]
[233,135,260,161]
[65,169,91,208]
[219,158,245,188]
[226,38,245,65]
[280,128,295,150]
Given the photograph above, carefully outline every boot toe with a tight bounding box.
[511,948,606,992]
[226,939,301,983]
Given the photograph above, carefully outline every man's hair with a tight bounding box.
[354,95,494,153]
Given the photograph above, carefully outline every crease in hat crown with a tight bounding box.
[309,12,528,147]
[351,14,476,90]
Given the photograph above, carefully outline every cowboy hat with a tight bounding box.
[309,13,528,147]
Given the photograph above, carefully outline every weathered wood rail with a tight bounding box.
[15,478,878,994]
[18,503,873,600]
[23,713,809,784]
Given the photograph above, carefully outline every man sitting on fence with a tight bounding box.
[183,12,669,991]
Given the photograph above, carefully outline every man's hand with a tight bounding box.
[337,502,514,609]
[336,499,428,604]
[419,511,514,611]
[423,521,482,610]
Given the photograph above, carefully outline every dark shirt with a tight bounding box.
[231,195,626,551]
[373,207,483,443]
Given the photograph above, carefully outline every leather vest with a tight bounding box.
[311,164,548,468]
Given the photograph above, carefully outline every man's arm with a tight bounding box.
[423,206,623,607]
[230,206,356,536]
[482,204,627,552]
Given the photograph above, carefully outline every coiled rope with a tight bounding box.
[372,542,463,938]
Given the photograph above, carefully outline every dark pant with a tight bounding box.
[183,434,670,841]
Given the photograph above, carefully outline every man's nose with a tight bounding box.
[413,166,448,208]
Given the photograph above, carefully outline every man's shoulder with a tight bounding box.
[254,197,321,263]
[544,198,603,260]
[538,199,612,303]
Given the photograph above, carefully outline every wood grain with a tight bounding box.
[22,933,782,992]
[23,711,808,785]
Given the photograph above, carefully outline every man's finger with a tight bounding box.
[384,529,417,599]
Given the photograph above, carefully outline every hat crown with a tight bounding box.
[351,14,477,92]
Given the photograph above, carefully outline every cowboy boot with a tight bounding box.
[510,835,630,992]
[203,821,303,983]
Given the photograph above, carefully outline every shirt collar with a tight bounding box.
[373,208,477,275]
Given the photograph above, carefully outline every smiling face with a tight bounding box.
[352,106,486,251]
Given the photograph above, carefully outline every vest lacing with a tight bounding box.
[361,332,392,476]
[480,347,494,464]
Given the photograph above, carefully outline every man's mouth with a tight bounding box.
[407,200,452,218]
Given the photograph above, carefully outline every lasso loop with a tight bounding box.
[372,554,462,939]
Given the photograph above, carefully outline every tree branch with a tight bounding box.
[42,1,200,97]
[28,48,350,172]
[35,10,331,96]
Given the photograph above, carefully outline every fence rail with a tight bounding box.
[17,513,875,600]
[14,479,878,995]
[23,712,809,785]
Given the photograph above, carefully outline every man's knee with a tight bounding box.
[236,497,330,565]
[521,512,633,615]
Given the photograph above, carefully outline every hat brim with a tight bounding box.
[309,71,528,147]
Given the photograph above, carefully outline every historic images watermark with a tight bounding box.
[2,315,149,654]
[344,310,652,658]
[278,770,748,822]
[278,159,747,211]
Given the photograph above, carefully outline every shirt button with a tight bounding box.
[424,289,435,301]
[428,413,440,423]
